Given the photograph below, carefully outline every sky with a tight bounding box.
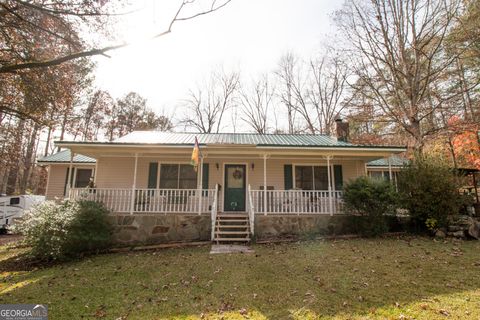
[93,0,344,129]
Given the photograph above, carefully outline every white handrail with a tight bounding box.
[248,184,255,235]
[211,184,219,240]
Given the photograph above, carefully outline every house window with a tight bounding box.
[295,165,329,190]
[159,164,197,189]
[64,168,93,195]
[75,169,93,187]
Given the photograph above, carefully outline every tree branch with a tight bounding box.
[0,0,232,74]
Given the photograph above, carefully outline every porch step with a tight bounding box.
[217,212,248,216]
[217,214,248,218]
[216,225,248,229]
[214,237,250,242]
[216,231,250,235]
[216,219,248,223]
[213,212,252,244]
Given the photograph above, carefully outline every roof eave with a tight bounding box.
[55,140,407,152]
[37,161,96,165]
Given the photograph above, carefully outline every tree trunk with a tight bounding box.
[58,112,68,152]
[409,118,423,152]
[6,120,25,195]
[20,123,39,194]
[44,126,52,156]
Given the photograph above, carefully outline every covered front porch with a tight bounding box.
[65,149,364,217]
[63,146,401,216]
[56,132,404,243]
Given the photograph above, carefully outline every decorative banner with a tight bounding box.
[191,136,200,172]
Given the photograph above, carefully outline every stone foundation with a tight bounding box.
[109,214,211,245]
[254,215,353,240]
[254,214,410,240]
[109,213,410,245]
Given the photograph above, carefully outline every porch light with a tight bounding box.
[251,163,255,170]
[216,163,219,170]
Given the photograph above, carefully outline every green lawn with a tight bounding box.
[1,237,480,319]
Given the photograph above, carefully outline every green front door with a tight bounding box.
[224,164,246,212]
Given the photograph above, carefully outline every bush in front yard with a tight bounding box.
[343,176,398,237]
[15,200,112,261]
[397,154,468,231]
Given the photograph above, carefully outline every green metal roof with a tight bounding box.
[367,155,408,167]
[57,132,406,149]
[37,149,96,164]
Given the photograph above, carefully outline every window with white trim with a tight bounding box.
[159,164,197,189]
[294,165,329,190]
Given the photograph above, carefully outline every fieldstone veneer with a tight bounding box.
[109,214,211,244]
[254,215,356,239]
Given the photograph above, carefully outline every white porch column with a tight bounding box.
[72,168,77,189]
[388,156,393,182]
[263,154,267,215]
[94,159,98,184]
[198,155,204,215]
[66,150,74,198]
[326,156,333,216]
[130,153,139,214]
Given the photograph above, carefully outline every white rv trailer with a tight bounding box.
[0,195,45,230]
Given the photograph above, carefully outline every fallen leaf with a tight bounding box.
[439,309,450,317]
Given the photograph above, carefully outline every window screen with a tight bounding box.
[160,164,197,189]
[179,165,197,189]
[295,166,313,190]
[159,164,179,189]
[75,169,92,188]
[295,165,329,190]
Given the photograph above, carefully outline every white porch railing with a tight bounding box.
[249,189,344,215]
[69,188,216,214]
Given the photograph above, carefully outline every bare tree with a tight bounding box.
[335,0,464,150]
[275,51,349,135]
[275,53,304,133]
[239,74,275,134]
[181,69,240,133]
[307,53,349,135]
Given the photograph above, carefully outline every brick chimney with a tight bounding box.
[335,118,349,142]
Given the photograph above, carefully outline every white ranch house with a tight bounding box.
[38,129,406,244]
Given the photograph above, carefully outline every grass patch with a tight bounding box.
[0,237,479,319]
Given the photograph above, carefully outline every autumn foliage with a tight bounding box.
[448,116,480,169]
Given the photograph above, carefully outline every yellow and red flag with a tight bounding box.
[191,136,200,171]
